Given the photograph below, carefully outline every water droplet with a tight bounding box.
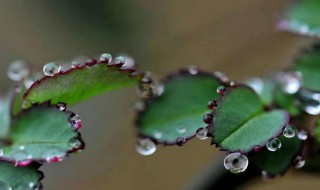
[85,58,97,66]
[217,86,226,95]
[14,159,33,167]
[114,56,127,65]
[154,131,163,140]
[203,113,213,124]
[296,89,320,115]
[294,155,305,169]
[224,152,248,174]
[134,101,146,111]
[120,55,135,69]
[245,78,264,94]
[0,181,12,190]
[69,138,83,150]
[188,65,199,75]
[283,124,297,138]
[0,149,3,156]
[229,81,238,87]
[24,78,35,89]
[297,130,308,140]
[16,182,39,190]
[56,102,66,111]
[276,72,301,94]
[208,100,217,110]
[155,83,165,96]
[214,71,229,83]
[7,60,30,81]
[177,125,187,134]
[71,60,81,68]
[196,128,208,140]
[68,113,82,131]
[176,137,186,146]
[43,147,66,163]
[267,138,281,151]
[100,53,112,62]
[253,146,261,152]
[43,62,61,76]
[136,138,156,156]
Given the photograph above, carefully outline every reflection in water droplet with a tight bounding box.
[216,86,226,95]
[68,113,82,131]
[276,72,301,94]
[294,155,305,169]
[196,128,208,140]
[203,113,213,124]
[0,180,12,190]
[188,65,198,75]
[245,78,264,94]
[100,53,112,62]
[296,89,320,115]
[136,138,156,156]
[43,62,61,76]
[56,102,66,111]
[266,138,281,151]
[7,60,30,81]
[176,137,186,146]
[208,100,217,110]
[177,126,187,134]
[297,130,308,140]
[283,124,297,138]
[224,152,248,174]
[114,56,127,65]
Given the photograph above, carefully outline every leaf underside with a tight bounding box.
[137,71,222,145]
[0,104,84,164]
[210,85,289,153]
[0,162,42,189]
[252,135,302,176]
[279,0,320,38]
[24,60,143,106]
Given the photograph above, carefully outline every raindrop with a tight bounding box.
[203,113,213,124]
[99,53,112,62]
[217,86,226,95]
[69,138,82,150]
[0,149,3,156]
[43,62,61,76]
[253,146,261,152]
[224,152,249,174]
[68,113,82,131]
[24,78,35,89]
[43,147,66,163]
[283,124,297,138]
[294,155,305,169]
[120,55,135,69]
[177,125,187,134]
[208,100,217,110]
[176,137,186,146]
[196,127,208,140]
[245,78,264,94]
[267,138,281,151]
[7,60,30,81]
[85,58,97,66]
[16,182,38,190]
[71,60,81,68]
[136,138,156,156]
[188,65,198,75]
[276,72,301,94]
[297,130,308,140]
[114,56,127,65]
[0,181,12,190]
[154,131,163,140]
[56,102,66,111]
[296,89,320,115]
[214,71,229,83]
[229,81,238,87]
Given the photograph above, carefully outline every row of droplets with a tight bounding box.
[0,180,41,190]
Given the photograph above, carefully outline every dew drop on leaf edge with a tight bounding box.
[266,138,281,152]
[196,127,208,140]
[224,152,248,174]
[136,138,156,156]
[283,124,297,138]
[43,62,61,76]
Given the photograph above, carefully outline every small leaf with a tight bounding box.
[209,85,289,153]
[24,59,143,106]
[278,0,320,38]
[0,103,84,165]
[252,135,302,176]
[136,70,223,145]
[294,44,320,92]
[0,162,43,189]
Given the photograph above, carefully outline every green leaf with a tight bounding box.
[0,103,84,165]
[279,0,320,38]
[136,71,223,145]
[24,60,143,106]
[294,45,320,92]
[252,135,302,176]
[210,85,289,153]
[244,78,275,106]
[0,162,42,189]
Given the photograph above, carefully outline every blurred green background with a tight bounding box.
[0,0,317,189]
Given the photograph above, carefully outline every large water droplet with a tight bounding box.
[294,155,305,169]
[283,124,297,138]
[203,113,213,124]
[196,128,208,140]
[224,152,249,174]
[114,56,127,65]
[267,138,281,151]
[0,181,12,190]
[297,130,308,140]
[296,89,320,115]
[56,102,66,111]
[208,100,217,110]
[68,113,82,131]
[188,65,199,75]
[43,62,61,76]
[7,60,30,81]
[176,137,186,146]
[217,86,226,95]
[136,138,156,156]
[100,53,112,62]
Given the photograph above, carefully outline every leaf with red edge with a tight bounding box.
[208,85,290,153]
[0,103,84,166]
[24,58,143,106]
